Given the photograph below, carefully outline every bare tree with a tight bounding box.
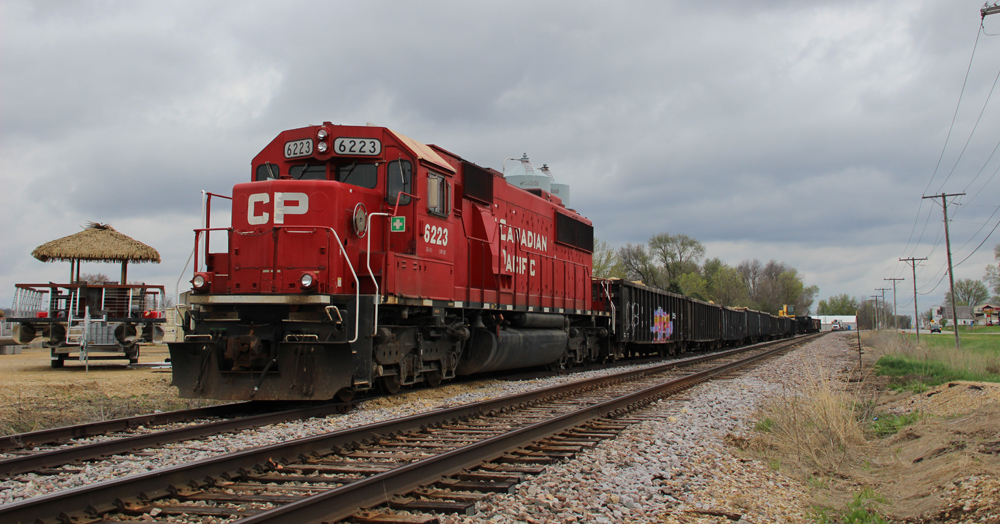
[617,243,665,289]
[79,272,113,284]
[984,244,1000,301]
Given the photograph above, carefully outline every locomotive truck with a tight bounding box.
[168,123,811,402]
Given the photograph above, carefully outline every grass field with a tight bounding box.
[931,324,1000,334]
[866,331,1000,391]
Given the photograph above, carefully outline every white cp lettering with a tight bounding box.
[247,192,309,225]
[247,193,269,225]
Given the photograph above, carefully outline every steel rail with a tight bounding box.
[0,402,256,452]
[0,402,348,479]
[0,334,818,524]
[239,337,801,523]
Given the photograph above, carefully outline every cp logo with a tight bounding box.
[247,192,308,225]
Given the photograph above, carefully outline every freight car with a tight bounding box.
[168,123,814,401]
[593,279,796,359]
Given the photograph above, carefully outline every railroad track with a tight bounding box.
[0,401,351,479]
[1,333,821,524]
[0,354,662,480]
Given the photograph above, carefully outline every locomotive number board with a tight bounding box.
[334,137,381,156]
[284,139,313,158]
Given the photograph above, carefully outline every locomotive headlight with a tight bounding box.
[317,141,328,153]
[300,272,316,290]
[317,129,328,139]
[191,272,211,292]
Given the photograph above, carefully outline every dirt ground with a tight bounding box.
[0,345,211,435]
[842,380,1000,522]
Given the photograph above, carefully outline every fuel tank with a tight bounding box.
[456,327,567,375]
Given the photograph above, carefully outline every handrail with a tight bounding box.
[193,224,362,344]
[601,280,616,333]
[192,227,232,276]
[366,212,391,336]
[203,191,232,269]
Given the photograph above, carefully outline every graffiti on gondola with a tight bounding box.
[651,307,673,343]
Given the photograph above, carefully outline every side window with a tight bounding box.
[338,163,378,189]
[386,160,412,205]
[427,173,450,217]
[255,163,279,181]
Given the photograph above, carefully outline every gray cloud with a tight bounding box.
[3,0,999,313]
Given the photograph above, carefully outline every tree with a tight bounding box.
[737,259,815,314]
[617,243,665,289]
[592,239,625,279]
[79,272,112,284]
[817,294,860,315]
[984,244,1000,302]
[677,272,708,301]
[648,233,705,286]
[945,278,990,306]
[703,258,748,307]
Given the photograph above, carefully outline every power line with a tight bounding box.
[933,52,1000,194]
[954,215,1000,267]
[922,26,983,196]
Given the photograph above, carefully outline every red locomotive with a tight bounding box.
[168,123,606,401]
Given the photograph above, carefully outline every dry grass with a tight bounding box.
[750,371,878,475]
[0,384,220,437]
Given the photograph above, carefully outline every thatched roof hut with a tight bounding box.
[31,222,160,283]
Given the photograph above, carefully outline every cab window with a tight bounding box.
[255,163,279,181]
[386,160,412,205]
[427,172,450,217]
[338,163,377,189]
[289,164,327,180]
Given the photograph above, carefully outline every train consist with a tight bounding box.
[168,124,818,401]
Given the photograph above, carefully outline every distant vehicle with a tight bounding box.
[830,319,842,331]
[929,321,942,333]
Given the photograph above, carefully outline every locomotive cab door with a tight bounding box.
[385,152,415,255]
[383,153,457,301]
[414,169,456,299]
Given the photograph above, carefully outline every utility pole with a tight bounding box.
[984,2,1000,18]
[922,192,965,348]
[885,278,904,331]
[870,295,880,330]
[900,257,927,342]
[876,288,889,330]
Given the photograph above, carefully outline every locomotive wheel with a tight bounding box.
[380,375,401,395]
[335,388,355,403]
[424,370,442,388]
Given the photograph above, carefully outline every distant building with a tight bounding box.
[815,315,857,331]
[975,303,999,326]
[932,305,976,326]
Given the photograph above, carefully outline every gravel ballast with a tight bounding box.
[1,335,853,522]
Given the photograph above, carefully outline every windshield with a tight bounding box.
[289,164,327,180]
[338,163,378,189]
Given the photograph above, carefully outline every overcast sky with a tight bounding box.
[4,1,1000,316]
